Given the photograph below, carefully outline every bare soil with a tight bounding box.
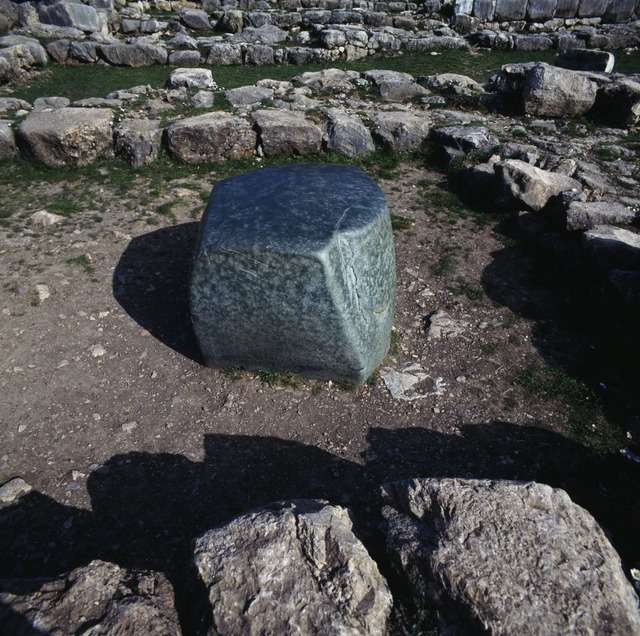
[1,161,639,630]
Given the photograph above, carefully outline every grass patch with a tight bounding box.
[449,277,485,301]
[390,214,415,232]
[66,254,94,276]
[513,361,624,453]
[222,366,244,380]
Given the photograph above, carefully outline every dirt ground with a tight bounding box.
[1,160,639,629]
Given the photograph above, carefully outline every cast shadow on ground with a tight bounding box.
[481,230,640,421]
[2,423,638,631]
[112,222,202,363]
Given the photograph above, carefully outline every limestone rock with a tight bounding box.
[218,9,244,33]
[378,80,430,102]
[98,42,167,67]
[245,44,274,66]
[194,500,392,635]
[39,1,104,33]
[293,68,359,93]
[206,43,242,66]
[30,210,64,227]
[522,63,598,117]
[114,119,162,168]
[16,107,113,167]
[180,8,211,30]
[431,125,500,155]
[165,112,256,164]
[0,119,15,159]
[370,111,430,152]
[190,164,396,383]
[583,225,640,271]
[566,200,637,231]
[166,67,213,90]
[418,72,484,96]
[593,78,640,127]
[405,36,468,51]
[322,107,375,157]
[382,478,640,635]
[32,96,70,111]
[0,477,32,504]
[0,560,180,634]
[556,48,615,72]
[253,109,322,156]
[168,50,202,67]
[380,363,445,400]
[495,159,581,212]
[225,85,274,107]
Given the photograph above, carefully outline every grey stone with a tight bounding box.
[231,24,289,45]
[370,111,430,152]
[0,119,15,159]
[45,38,69,63]
[368,31,401,51]
[168,50,202,66]
[194,500,392,635]
[253,109,322,156]
[275,11,303,29]
[245,43,274,65]
[522,63,598,117]
[418,72,484,96]
[98,42,167,67]
[378,80,430,101]
[574,160,616,193]
[382,478,640,636]
[140,19,168,34]
[514,34,554,51]
[114,119,162,168]
[0,97,30,115]
[495,0,528,19]
[578,0,610,17]
[190,164,396,383]
[302,8,332,24]
[39,1,103,33]
[120,18,140,33]
[206,42,242,65]
[166,67,213,89]
[322,107,375,156]
[583,225,640,270]
[0,477,31,504]
[165,112,256,163]
[189,90,215,108]
[431,125,500,154]
[218,9,244,32]
[527,0,558,19]
[320,28,347,48]
[474,0,497,19]
[0,34,47,66]
[294,68,359,93]
[180,8,212,30]
[32,96,70,111]
[556,49,615,72]
[555,0,580,17]
[405,35,468,51]
[495,159,581,212]
[453,0,473,13]
[69,39,98,63]
[168,32,197,49]
[245,11,273,28]
[593,78,640,127]
[16,107,113,167]
[604,0,637,21]
[226,85,274,107]
[0,560,180,634]
[566,200,637,231]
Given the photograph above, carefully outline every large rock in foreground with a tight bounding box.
[194,499,392,635]
[16,107,113,166]
[0,559,181,635]
[382,478,640,636]
[190,163,396,384]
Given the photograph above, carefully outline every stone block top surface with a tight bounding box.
[196,163,389,257]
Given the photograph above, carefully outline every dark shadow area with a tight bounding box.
[113,222,202,363]
[481,231,640,424]
[1,425,638,632]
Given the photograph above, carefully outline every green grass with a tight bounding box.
[66,254,94,276]
[390,214,415,232]
[513,361,625,453]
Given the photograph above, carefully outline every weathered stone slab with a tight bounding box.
[578,0,610,17]
[566,200,636,231]
[527,0,558,20]
[206,42,242,66]
[114,119,162,168]
[190,163,396,383]
[98,42,167,67]
[495,159,581,212]
[431,125,500,154]
[583,225,640,270]
[495,0,528,20]
[194,500,392,635]
[39,1,103,33]
[0,560,180,634]
[322,107,375,157]
[382,478,640,636]
[180,8,211,30]
[225,85,274,107]
[166,67,213,90]
[593,78,640,127]
[370,111,430,152]
[16,107,113,166]
[252,109,322,156]
[555,0,579,17]
[165,112,256,164]
[556,49,615,72]
[604,0,636,21]
[522,63,598,117]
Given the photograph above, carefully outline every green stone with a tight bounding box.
[190,163,396,384]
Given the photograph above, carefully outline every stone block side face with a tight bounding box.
[527,0,558,20]
[555,0,580,16]
[16,107,113,166]
[190,164,396,384]
[578,0,610,17]
[495,0,528,20]
[474,0,497,19]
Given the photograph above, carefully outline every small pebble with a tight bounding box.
[0,477,32,504]
[122,421,137,433]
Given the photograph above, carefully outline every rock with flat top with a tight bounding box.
[370,111,430,152]
[166,67,213,90]
[322,107,374,157]
[16,107,113,166]
[194,500,392,635]
[190,163,396,383]
[583,225,640,271]
[114,119,162,168]
[382,478,640,636]
[252,109,322,156]
[566,200,637,231]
